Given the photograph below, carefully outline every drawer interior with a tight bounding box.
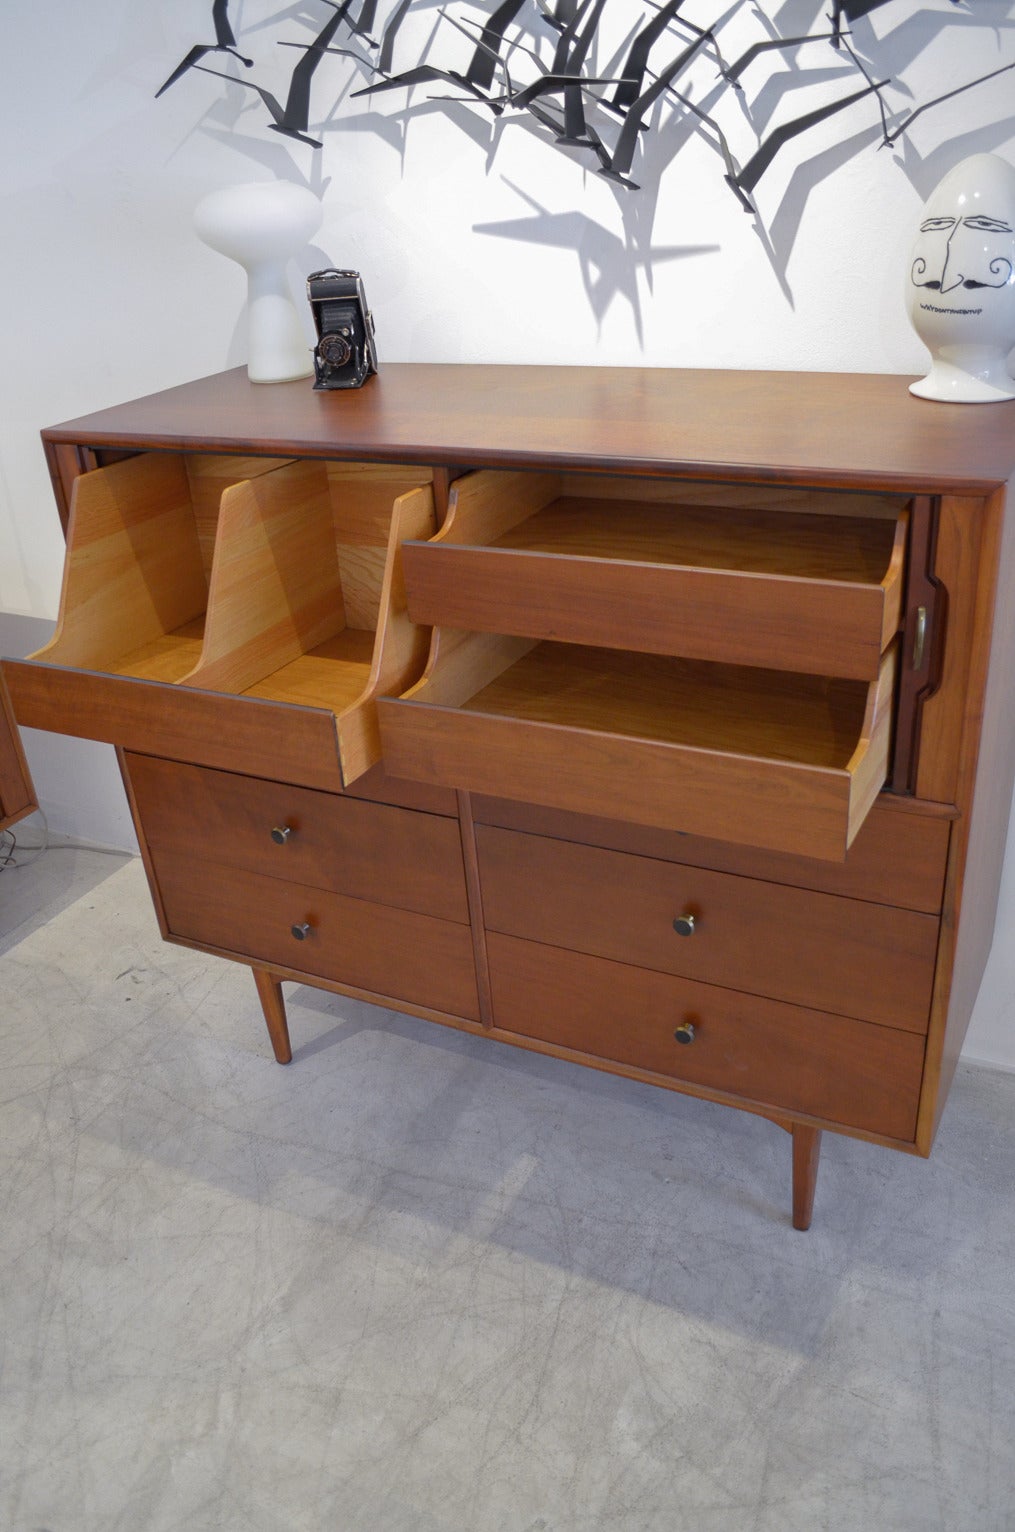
[461,642,873,766]
[26,452,436,784]
[378,631,897,858]
[384,470,911,857]
[402,471,909,678]
[470,478,904,581]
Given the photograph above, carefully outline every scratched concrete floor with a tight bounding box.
[2,849,1014,1532]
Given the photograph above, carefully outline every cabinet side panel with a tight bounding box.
[44,440,93,536]
[0,669,36,829]
[916,495,985,803]
[919,483,1015,1151]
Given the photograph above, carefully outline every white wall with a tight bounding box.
[1,0,1014,1062]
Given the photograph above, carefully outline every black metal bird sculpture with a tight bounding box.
[156,0,253,98]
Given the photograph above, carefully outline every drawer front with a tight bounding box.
[126,754,468,922]
[471,795,952,915]
[403,533,900,681]
[488,933,924,1142]
[403,475,907,680]
[5,659,347,793]
[380,643,895,862]
[478,826,938,1033]
[155,851,480,1022]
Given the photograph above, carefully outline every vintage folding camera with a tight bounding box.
[306,269,378,390]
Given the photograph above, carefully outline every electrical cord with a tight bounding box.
[0,807,50,871]
[1,810,129,872]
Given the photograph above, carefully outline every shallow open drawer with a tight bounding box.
[3,451,434,790]
[377,633,898,860]
[401,471,909,680]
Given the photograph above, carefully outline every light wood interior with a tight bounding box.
[574,474,907,517]
[457,640,873,768]
[30,451,433,710]
[110,616,207,682]
[491,497,905,585]
[244,629,375,711]
[32,453,211,676]
[441,468,907,577]
[410,470,909,680]
[186,454,293,577]
[184,459,350,695]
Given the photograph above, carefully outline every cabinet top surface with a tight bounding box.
[42,364,1015,493]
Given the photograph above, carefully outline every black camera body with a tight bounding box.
[306,269,377,390]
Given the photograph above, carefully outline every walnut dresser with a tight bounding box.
[6,365,1015,1230]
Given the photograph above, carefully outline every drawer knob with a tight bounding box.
[271,825,293,845]
[291,921,312,941]
[674,1020,696,1045]
[673,912,696,937]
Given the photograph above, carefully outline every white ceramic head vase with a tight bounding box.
[907,153,1015,402]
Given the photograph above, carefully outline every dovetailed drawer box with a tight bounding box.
[5,363,1015,1231]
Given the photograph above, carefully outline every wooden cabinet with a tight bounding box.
[0,670,36,834]
[5,363,1015,1229]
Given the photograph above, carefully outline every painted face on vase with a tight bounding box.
[906,153,1015,402]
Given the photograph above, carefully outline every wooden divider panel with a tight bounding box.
[34,453,207,673]
[187,460,346,695]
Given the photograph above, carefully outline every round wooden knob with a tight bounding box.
[290,921,311,941]
[271,825,293,844]
[674,1021,696,1045]
[672,912,696,937]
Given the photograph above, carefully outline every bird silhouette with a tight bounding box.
[189,6,352,147]
[156,0,253,98]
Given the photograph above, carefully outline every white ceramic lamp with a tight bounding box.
[907,153,1015,403]
[194,181,322,383]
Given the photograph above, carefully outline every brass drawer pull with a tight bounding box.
[673,912,696,937]
[291,920,312,941]
[674,1020,696,1045]
[271,824,293,844]
[912,605,927,672]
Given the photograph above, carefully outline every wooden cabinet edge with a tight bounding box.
[117,748,172,942]
[916,479,1015,1153]
[0,669,37,831]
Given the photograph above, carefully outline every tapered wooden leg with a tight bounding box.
[253,968,292,1064]
[791,1124,822,1230]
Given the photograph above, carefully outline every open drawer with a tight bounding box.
[401,471,909,680]
[3,452,435,791]
[377,632,898,860]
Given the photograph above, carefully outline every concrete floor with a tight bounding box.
[1,847,1014,1532]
